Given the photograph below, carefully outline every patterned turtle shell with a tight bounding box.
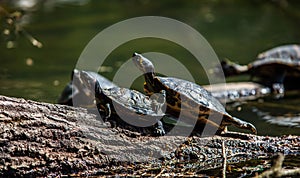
[132,53,257,134]
[80,70,166,136]
[220,44,300,97]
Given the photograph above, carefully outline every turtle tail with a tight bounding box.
[231,117,257,134]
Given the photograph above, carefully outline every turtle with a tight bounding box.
[220,44,300,98]
[57,69,117,106]
[80,70,166,136]
[132,53,257,135]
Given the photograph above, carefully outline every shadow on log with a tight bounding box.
[0,95,299,177]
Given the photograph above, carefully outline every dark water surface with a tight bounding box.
[0,0,299,136]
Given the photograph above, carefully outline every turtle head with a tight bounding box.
[132,53,155,74]
[220,59,248,76]
[71,69,81,87]
[71,69,80,80]
[79,71,96,88]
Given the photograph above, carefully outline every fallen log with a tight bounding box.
[0,95,299,177]
[203,82,271,104]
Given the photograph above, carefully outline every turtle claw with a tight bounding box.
[153,121,165,136]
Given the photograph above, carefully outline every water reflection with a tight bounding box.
[226,94,300,136]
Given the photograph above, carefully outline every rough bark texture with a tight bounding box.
[0,95,299,177]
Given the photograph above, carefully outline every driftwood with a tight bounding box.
[203,82,271,104]
[0,95,299,177]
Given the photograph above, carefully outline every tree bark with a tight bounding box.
[0,95,299,177]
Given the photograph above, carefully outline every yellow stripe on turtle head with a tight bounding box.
[132,53,155,74]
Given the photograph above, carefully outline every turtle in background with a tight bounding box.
[57,69,117,106]
[219,44,300,98]
[132,53,257,135]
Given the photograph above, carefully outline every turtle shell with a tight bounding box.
[247,45,300,86]
[86,71,117,89]
[248,45,300,75]
[257,44,300,59]
[78,70,166,129]
[145,76,257,134]
[132,53,257,134]
[220,44,300,76]
[249,57,300,80]
[99,87,165,129]
[219,45,300,91]
[102,87,164,117]
[155,77,226,114]
[98,87,168,136]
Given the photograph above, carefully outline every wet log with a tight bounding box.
[0,95,299,177]
[203,82,271,104]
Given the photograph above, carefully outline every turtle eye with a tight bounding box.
[134,94,139,100]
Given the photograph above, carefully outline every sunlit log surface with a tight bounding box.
[0,95,299,177]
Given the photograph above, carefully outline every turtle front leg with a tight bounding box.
[272,83,285,99]
[153,120,165,136]
[97,103,112,122]
[100,103,118,128]
[150,90,166,113]
[104,103,112,119]
[270,70,286,99]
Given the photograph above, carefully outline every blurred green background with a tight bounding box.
[0,0,299,135]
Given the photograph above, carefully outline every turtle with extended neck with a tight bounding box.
[132,53,257,135]
[220,44,300,98]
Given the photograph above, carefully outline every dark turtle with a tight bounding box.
[57,69,117,106]
[57,69,80,106]
[220,44,300,98]
[80,70,166,136]
[132,53,257,135]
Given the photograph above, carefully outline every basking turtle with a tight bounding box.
[80,70,166,136]
[220,44,300,97]
[132,53,257,135]
[57,69,80,106]
[57,69,117,106]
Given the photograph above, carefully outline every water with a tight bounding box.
[0,0,299,136]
